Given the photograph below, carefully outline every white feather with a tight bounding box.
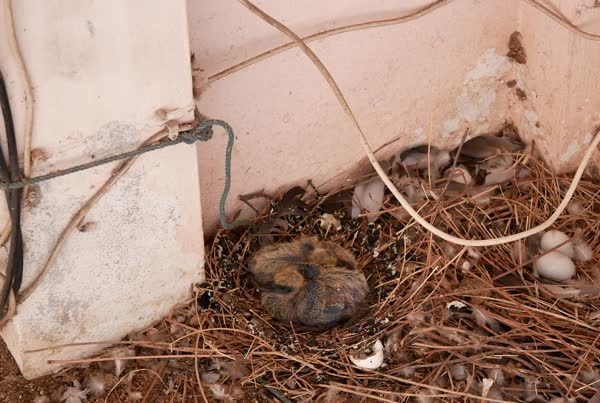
[351,178,385,222]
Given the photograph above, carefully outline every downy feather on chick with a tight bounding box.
[248,237,369,331]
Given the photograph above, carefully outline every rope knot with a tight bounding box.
[186,123,214,144]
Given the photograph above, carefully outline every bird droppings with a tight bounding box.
[507,31,527,64]
[515,87,527,101]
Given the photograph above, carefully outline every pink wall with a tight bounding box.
[190,0,524,232]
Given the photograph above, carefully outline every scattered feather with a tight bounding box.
[524,376,544,402]
[466,247,481,260]
[573,227,593,262]
[449,364,468,381]
[440,328,466,344]
[202,372,221,384]
[486,368,505,386]
[580,368,600,384]
[567,200,585,215]
[209,384,243,401]
[441,242,459,258]
[543,284,581,298]
[486,388,504,401]
[113,348,136,377]
[351,178,385,222]
[459,135,523,159]
[471,306,502,332]
[511,240,527,264]
[398,366,416,378]
[34,396,50,403]
[415,392,434,403]
[399,145,451,179]
[251,186,308,245]
[484,166,515,185]
[406,310,427,326]
[84,374,108,395]
[61,381,88,403]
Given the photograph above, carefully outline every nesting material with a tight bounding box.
[100,126,600,402]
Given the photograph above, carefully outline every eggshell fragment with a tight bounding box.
[445,166,472,185]
[533,251,576,282]
[350,340,384,370]
[540,230,574,258]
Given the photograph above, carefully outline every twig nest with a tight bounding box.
[533,251,576,282]
[540,230,574,258]
[349,339,384,370]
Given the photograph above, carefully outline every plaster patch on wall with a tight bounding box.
[440,48,510,139]
[558,131,594,163]
[561,141,581,163]
[474,123,490,134]
[414,127,425,141]
[524,110,539,128]
[463,48,511,84]
[443,118,459,136]
[456,86,497,123]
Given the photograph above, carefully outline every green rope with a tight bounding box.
[1,119,247,230]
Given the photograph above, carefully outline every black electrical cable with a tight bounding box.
[0,69,24,320]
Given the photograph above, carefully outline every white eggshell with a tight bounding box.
[540,230,574,258]
[533,251,576,282]
[350,340,384,370]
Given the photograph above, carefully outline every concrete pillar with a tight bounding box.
[0,0,204,379]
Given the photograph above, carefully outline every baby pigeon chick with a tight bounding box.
[248,237,369,331]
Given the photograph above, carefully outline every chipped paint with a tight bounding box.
[562,141,581,162]
[439,48,512,139]
[443,118,459,136]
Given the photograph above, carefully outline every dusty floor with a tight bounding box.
[0,340,183,403]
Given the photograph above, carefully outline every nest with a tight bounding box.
[98,130,600,402]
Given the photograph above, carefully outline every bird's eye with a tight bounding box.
[263,281,293,294]
[273,284,293,294]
